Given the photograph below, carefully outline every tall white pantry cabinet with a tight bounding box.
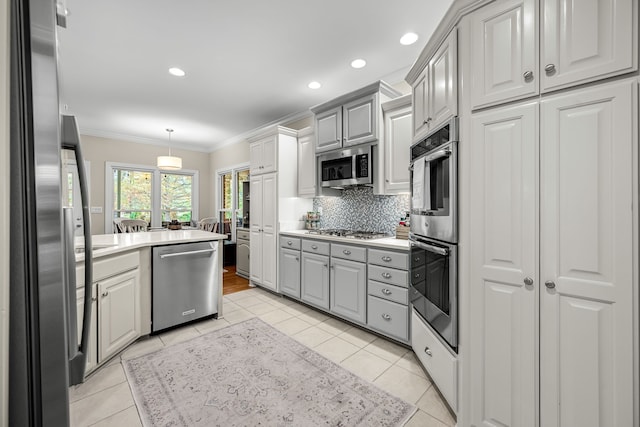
[249,126,312,292]
[458,0,639,426]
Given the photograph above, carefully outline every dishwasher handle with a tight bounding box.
[160,248,216,259]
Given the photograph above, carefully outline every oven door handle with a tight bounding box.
[411,239,449,256]
[424,148,451,162]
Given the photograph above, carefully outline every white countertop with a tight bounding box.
[279,230,410,251]
[75,230,228,262]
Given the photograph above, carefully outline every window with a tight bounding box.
[105,162,199,232]
[113,168,153,223]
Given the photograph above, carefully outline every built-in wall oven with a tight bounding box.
[409,117,458,351]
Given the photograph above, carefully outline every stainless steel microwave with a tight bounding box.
[319,146,372,188]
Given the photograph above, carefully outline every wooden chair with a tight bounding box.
[114,218,148,233]
[197,217,219,233]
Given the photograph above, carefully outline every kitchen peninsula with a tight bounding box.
[74,230,227,374]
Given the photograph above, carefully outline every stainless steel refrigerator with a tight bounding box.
[9,1,93,425]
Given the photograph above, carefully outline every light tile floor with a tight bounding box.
[69,287,456,426]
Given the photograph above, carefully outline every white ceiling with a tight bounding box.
[57,0,454,152]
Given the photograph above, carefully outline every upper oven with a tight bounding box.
[410,117,458,243]
[319,145,372,189]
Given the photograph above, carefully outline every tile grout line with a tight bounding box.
[86,404,137,427]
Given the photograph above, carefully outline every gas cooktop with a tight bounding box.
[306,229,388,240]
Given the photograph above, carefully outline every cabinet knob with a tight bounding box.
[381,313,391,321]
[426,117,432,124]
[544,64,556,75]
[424,347,432,357]
[523,70,534,81]
[524,277,534,286]
[287,241,292,245]
[382,272,392,279]
[91,296,97,302]
[385,179,389,183]
[311,245,318,250]
[414,273,421,279]
[343,250,351,255]
[102,291,108,297]
[381,256,392,262]
[295,257,299,261]
[382,288,392,295]
[545,280,556,289]
[413,257,420,262]
[323,264,328,268]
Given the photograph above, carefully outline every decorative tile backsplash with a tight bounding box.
[313,187,410,235]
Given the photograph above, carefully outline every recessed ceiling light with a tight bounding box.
[168,67,186,77]
[400,32,419,46]
[351,59,367,69]
[308,81,321,89]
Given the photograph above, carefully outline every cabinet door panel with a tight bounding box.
[541,0,636,91]
[471,0,538,108]
[429,30,458,131]
[301,252,329,309]
[262,136,277,173]
[470,102,538,427]
[540,81,635,427]
[262,173,277,234]
[261,231,277,291]
[249,141,263,175]
[330,258,366,324]
[343,94,377,147]
[280,248,301,298]
[316,107,342,153]
[99,269,139,361]
[297,131,316,197]
[384,104,412,193]
[412,70,429,140]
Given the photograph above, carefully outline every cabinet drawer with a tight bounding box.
[280,236,301,250]
[237,229,250,240]
[368,264,408,288]
[302,239,330,256]
[368,280,408,305]
[367,296,409,342]
[412,309,457,412]
[77,250,140,287]
[331,243,367,262]
[368,248,408,269]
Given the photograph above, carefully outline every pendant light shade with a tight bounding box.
[157,128,182,170]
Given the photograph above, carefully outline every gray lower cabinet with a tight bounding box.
[280,247,301,298]
[330,257,366,324]
[236,229,250,279]
[301,251,330,310]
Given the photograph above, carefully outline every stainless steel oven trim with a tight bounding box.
[319,145,373,188]
[409,234,458,350]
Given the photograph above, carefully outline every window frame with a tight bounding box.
[216,162,249,242]
[105,161,199,233]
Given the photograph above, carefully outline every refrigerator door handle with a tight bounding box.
[63,208,78,359]
[62,115,93,385]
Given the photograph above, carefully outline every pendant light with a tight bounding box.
[157,128,182,170]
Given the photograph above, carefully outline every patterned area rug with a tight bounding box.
[123,318,416,426]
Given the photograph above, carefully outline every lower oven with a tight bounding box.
[409,233,457,351]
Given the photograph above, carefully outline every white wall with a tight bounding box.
[79,134,213,234]
[1,0,10,424]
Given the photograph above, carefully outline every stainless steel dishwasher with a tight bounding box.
[152,241,219,333]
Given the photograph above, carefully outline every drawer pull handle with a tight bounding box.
[381,313,392,321]
[382,256,392,262]
[424,347,432,357]
[414,273,420,278]
[414,257,420,262]
[102,291,108,297]
[324,264,328,268]
[312,245,318,250]
[343,250,351,255]
[287,241,292,245]
[381,289,392,295]
[382,272,392,279]
[91,296,97,302]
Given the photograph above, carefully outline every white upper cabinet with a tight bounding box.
[297,127,316,198]
[470,0,538,109]
[249,134,276,175]
[382,95,412,194]
[541,0,636,92]
[312,81,401,154]
[412,30,458,142]
[470,0,636,108]
[342,93,377,147]
[315,107,342,152]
